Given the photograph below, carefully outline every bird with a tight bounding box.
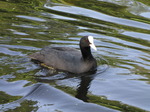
[29,36,97,74]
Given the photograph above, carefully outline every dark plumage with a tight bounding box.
[29,36,97,74]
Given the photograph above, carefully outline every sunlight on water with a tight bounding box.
[0,0,150,111]
[44,3,150,30]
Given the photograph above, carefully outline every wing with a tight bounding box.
[29,46,82,72]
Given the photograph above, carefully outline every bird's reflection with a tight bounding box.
[35,67,97,102]
[75,65,108,102]
[75,72,96,102]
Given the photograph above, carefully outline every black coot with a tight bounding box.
[29,36,97,74]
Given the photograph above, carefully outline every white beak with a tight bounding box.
[88,36,97,51]
[90,43,97,51]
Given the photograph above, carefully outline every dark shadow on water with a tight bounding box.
[34,65,98,102]
[75,63,109,102]
[75,72,96,102]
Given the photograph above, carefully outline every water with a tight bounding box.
[0,0,150,111]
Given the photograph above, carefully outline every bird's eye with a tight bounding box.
[85,38,89,43]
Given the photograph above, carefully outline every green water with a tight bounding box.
[0,0,150,111]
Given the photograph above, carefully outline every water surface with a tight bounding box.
[0,0,150,111]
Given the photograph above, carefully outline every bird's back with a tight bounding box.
[29,46,96,74]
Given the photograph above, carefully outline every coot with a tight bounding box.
[29,36,97,74]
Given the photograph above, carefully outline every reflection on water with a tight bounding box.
[99,0,150,16]
[76,74,95,102]
[44,2,150,30]
[0,0,150,111]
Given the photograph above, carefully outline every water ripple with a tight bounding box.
[44,3,150,30]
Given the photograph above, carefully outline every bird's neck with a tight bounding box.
[80,46,94,60]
